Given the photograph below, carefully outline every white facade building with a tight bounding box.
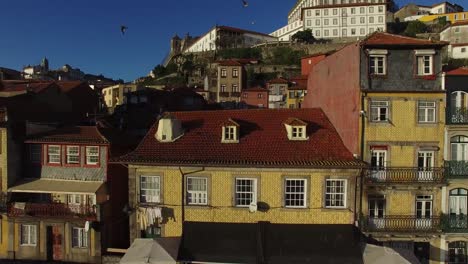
[270,21,304,41]
[440,22,468,59]
[183,26,277,54]
[431,2,462,15]
[303,3,387,39]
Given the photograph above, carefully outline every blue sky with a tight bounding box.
[0,0,467,81]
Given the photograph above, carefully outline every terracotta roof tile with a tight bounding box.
[284,117,307,126]
[452,43,468,47]
[26,126,109,144]
[362,32,447,47]
[446,67,468,76]
[116,109,362,168]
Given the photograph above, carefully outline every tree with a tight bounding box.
[403,21,427,37]
[152,65,167,78]
[291,29,316,44]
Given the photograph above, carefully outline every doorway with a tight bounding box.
[46,225,62,261]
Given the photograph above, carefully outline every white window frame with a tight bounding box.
[284,178,307,208]
[48,145,61,164]
[415,50,435,76]
[85,146,99,165]
[67,194,82,205]
[186,177,208,205]
[21,224,37,246]
[140,176,161,203]
[418,101,436,123]
[291,126,306,139]
[232,69,238,78]
[235,178,257,207]
[325,179,347,208]
[220,84,227,92]
[370,100,389,122]
[66,146,80,164]
[223,126,237,142]
[369,55,386,75]
[221,68,227,77]
[72,227,88,248]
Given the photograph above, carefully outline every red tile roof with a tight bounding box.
[284,117,307,126]
[0,81,54,93]
[26,126,109,144]
[446,67,468,76]
[243,87,268,92]
[452,43,468,47]
[451,21,468,27]
[268,78,289,84]
[362,32,448,47]
[218,60,243,66]
[116,109,362,168]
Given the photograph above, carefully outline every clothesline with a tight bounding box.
[137,207,162,230]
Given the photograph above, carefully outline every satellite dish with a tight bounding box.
[249,202,257,213]
[84,221,90,232]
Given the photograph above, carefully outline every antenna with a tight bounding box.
[84,221,90,232]
[249,202,257,213]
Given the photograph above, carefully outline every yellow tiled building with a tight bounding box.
[119,109,365,263]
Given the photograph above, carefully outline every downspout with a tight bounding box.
[359,47,368,227]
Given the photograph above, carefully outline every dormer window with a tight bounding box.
[221,119,239,143]
[284,118,309,141]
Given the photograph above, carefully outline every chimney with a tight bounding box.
[155,113,184,142]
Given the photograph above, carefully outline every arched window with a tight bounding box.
[451,136,468,161]
[449,189,468,229]
[449,241,467,264]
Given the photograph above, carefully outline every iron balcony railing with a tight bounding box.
[448,107,468,124]
[8,202,97,221]
[361,215,441,233]
[365,167,445,184]
[442,214,468,233]
[445,161,468,179]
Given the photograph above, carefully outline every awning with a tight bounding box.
[363,243,420,264]
[178,222,364,264]
[8,178,104,194]
[120,238,180,264]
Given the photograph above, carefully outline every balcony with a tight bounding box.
[442,214,468,233]
[445,161,468,179]
[448,107,468,124]
[269,95,285,102]
[361,215,441,233]
[364,167,445,184]
[8,202,97,221]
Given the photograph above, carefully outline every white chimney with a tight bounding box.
[155,114,184,142]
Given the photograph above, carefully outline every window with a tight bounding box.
[351,8,356,14]
[342,18,347,26]
[21,225,37,246]
[360,17,365,24]
[324,30,329,36]
[351,18,356,24]
[360,28,365,35]
[351,28,356,35]
[416,55,433,76]
[315,19,320,26]
[378,6,383,12]
[284,179,307,208]
[342,29,347,36]
[186,177,207,205]
[462,48,466,53]
[315,10,320,16]
[307,10,311,17]
[333,9,337,15]
[449,241,467,264]
[30,144,41,163]
[232,84,239,92]
[324,9,329,15]
[324,19,329,25]
[221,84,227,92]
[85,146,99,165]
[232,69,238,78]
[370,100,389,122]
[325,179,347,208]
[369,17,374,23]
[48,145,61,164]
[369,56,386,75]
[257,93,263,99]
[360,7,365,13]
[369,6,374,13]
[333,18,338,25]
[315,30,320,37]
[307,20,311,27]
[67,194,82,205]
[140,176,160,203]
[333,29,338,36]
[378,16,384,23]
[418,101,436,123]
[291,126,305,139]
[223,126,237,141]
[66,146,80,164]
[221,68,227,77]
[235,178,257,207]
[72,227,88,248]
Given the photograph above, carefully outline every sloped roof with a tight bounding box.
[446,67,468,76]
[117,109,363,168]
[268,78,289,84]
[361,32,447,47]
[26,126,109,144]
[218,60,243,66]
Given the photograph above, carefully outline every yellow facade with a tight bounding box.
[0,128,8,258]
[286,89,306,109]
[130,166,360,239]
[419,12,468,23]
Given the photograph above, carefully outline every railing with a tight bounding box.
[445,161,468,179]
[442,214,468,233]
[364,167,445,184]
[8,202,97,220]
[361,215,441,233]
[448,107,468,124]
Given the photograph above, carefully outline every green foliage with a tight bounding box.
[267,47,306,65]
[291,29,316,44]
[217,48,262,60]
[246,68,278,87]
[387,21,408,35]
[152,63,178,79]
[403,20,427,37]
[436,16,449,27]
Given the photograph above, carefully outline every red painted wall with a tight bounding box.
[302,44,361,155]
[241,90,269,108]
[301,55,327,77]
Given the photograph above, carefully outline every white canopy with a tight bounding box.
[363,243,421,264]
[120,238,180,264]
